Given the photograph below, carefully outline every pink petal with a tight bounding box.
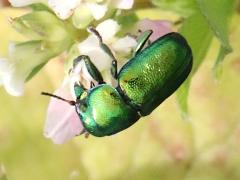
[138,19,173,42]
[44,84,84,144]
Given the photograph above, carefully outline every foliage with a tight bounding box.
[0,0,240,179]
[152,0,236,115]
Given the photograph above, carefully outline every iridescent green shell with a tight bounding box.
[76,32,192,136]
[118,32,192,116]
[77,84,140,137]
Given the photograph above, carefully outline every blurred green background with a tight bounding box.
[1,4,240,180]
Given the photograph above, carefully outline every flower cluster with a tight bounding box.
[9,0,134,26]
[1,0,172,144]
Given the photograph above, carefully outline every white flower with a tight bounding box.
[48,0,108,20]
[0,40,63,96]
[78,19,137,71]
[9,0,134,21]
[49,0,134,20]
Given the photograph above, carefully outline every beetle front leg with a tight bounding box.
[88,26,118,80]
[73,55,105,86]
[74,82,86,99]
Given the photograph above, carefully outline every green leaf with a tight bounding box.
[116,12,139,36]
[8,39,72,82]
[176,12,213,116]
[29,3,53,12]
[212,46,228,78]
[25,62,46,82]
[151,0,197,17]
[10,41,54,79]
[9,10,77,81]
[25,38,73,81]
[11,11,72,41]
[176,0,236,115]
[196,0,235,74]
[117,12,138,27]
[176,79,190,119]
[196,0,234,53]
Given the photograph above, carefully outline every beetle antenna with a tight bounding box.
[41,92,76,106]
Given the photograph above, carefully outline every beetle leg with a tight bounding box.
[111,59,117,80]
[90,81,95,88]
[133,30,153,56]
[73,55,105,85]
[88,26,118,80]
[84,132,90,138]
[74,82,86,99]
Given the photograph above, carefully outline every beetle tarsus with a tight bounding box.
[84,132,90,138]
[90,81,95,88]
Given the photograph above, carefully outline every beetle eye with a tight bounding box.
[76,98,87,113]
[80,103,87,112]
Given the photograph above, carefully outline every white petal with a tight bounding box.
[112,0,134,9]
[112,36,137,54]
[78,35,99,53]
[8,42,15,56]
[87,2,107,20]
[72,4,93,29]
[78,41,112,71]
[44,84,84,144]
[78,35,112,70]
[0,58,10,74]
[0,58,9,86]
[96,19,120,42]
[68,60,95,98]
[62,77,78,99]
[8,0,41,7]
[85,49,112,71]
[0,58,24,96]
[4,70,25,96]
[71,60,93,83]
[48,0,81,20]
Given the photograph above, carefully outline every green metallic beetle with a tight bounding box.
[43,27,192,137]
